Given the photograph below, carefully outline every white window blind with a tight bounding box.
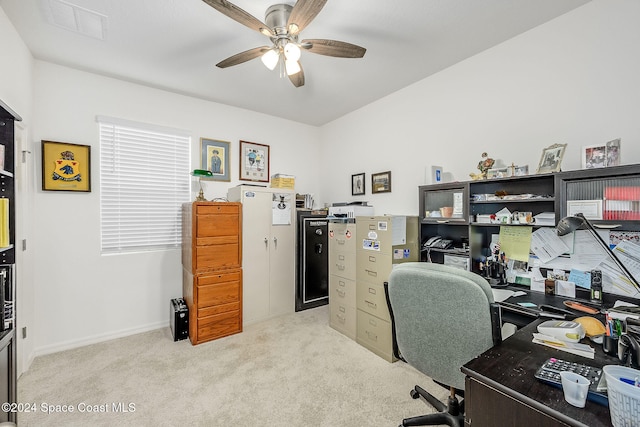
[98,116,191,254]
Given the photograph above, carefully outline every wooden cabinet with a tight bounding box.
[0,99,18,424]
[182,202,242,345]
[227,186,295,325]
[355,216,419,362]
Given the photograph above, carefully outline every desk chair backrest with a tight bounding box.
[387,262,496,391]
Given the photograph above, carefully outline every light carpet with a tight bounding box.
[17,305,448,426]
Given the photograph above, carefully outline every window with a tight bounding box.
[98,116,191,254]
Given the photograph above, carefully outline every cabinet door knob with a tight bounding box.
[273,236,278,248]
[264,238,268,247]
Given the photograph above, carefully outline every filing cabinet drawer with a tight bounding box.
[356,250,392,286]
[356,217,393,253]
[196,280,241,309]
[329,274,356,307]
[196,269,242,286]
[197,310,242,341]
[356,281,390,322]
[198,301,240,318]
[196,204,240,216]
[329,222,356,253]
[330,301,356,340]
[356,309,395,362]
[195,242,241,271]
[330,250,356,280]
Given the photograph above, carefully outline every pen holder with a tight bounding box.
[603,335,619,355]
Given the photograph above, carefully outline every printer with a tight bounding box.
[328,202,374,218]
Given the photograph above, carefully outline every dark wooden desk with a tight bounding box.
[462,319,618,427]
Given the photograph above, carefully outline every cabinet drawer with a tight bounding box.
[356,250,392,286]
[197,269,242,286]
[195,243,241,271]
[196,204,240,216]
[356,281,390,321]
[196,280,241,309]
[197,310,242,341]
[329,250,356,280]
[356,217,394,253]
[329,274,356,307]
[330,301,356,340]
[198,301,240,318]
[329,223,356,253]
[356,309,394,362]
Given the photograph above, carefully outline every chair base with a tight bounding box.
[400,385,464,427]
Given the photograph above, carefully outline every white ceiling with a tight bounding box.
[1,0,590,126]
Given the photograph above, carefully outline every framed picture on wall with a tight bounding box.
[371,171,392,193]
[41,140,91,192]
[536,143,566,174]
[200,138,230,181]
[352,173,365,195]
[239,140,270,182]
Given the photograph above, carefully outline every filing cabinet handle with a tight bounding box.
[338,280,346,287]
[337,264,346,271]
[365,300,377,309]
[264,237,268,247]
[337,239,346,245]
[369,256,376,262]
[368,287,376,295]
[336,314,346,323]
[366,269,377,277]
[338,254,345,261]
[366,330,378,341]
[336,289,346,297]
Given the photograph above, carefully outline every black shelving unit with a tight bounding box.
[0,98,20,425]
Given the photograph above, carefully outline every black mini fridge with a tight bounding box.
[295,210,329,311]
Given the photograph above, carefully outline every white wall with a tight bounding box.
[30,62,321,354]
[0,7,35,375]
[320,0,640,216]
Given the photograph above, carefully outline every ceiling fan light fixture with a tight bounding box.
[283,42,301,62]
[285,59,301,76]
[261,48,279,70]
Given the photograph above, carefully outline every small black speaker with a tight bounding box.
[170,298,189,341]
[590,269,603,304]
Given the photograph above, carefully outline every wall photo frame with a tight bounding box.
[239,140,270,182]
[41,140,91,192]
[371,171,392,194]
[536,143,567,174]
[200,138,230,181]
[352,173,365,195]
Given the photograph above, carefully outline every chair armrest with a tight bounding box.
[490,303,503,346]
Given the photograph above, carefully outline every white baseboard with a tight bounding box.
[32,320,168,357]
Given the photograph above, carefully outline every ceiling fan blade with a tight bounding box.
[301,39,366,58]
[288,63,305,88]
[216,46,270,68]
[202,0,273,37]
[287,0,328,35]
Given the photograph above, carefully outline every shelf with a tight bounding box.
[421,219,468,225]
[470,198,555,204]
[0,169,13,178]
[470,222,551,228]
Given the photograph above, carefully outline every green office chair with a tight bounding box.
[385,262,502,427]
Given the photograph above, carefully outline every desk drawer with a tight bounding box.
[356,281,390,322]
[356,309,394,362]
[329,274,356,307]
[329,250,356,280]
[329,302,356,340]
[356,250,391,286]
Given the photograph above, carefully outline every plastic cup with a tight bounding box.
[560,371,590,408]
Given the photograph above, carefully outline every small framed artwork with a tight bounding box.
[200,138,230,181]
[352,173,365,195]
[536,143,566,174]
[371,171,392,194]
[239,140,270,182]
[42,140,91,192]
[583,138,621,168]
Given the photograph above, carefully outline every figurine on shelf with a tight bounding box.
[470,152,495,180]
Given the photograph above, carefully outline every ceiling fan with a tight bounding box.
[202,0,366,87]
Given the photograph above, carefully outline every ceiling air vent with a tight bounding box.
[40,0,107,40]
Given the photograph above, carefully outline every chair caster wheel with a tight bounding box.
[410,389,420,399]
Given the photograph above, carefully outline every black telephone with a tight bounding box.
[422,236,453,250]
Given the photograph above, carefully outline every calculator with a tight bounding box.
[534,357,609,406]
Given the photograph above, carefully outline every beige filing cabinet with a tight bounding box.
[355,215,419,362]
[227,186,296,325]
[328,219,357,339]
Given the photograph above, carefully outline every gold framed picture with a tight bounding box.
[536,143,566,174]
[371,171,392,193]
[41,140,91,192]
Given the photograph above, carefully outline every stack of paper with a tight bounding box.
[532,333,595,359]
[533,212,556,226]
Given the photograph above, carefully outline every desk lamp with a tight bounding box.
[556,212,640,293]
